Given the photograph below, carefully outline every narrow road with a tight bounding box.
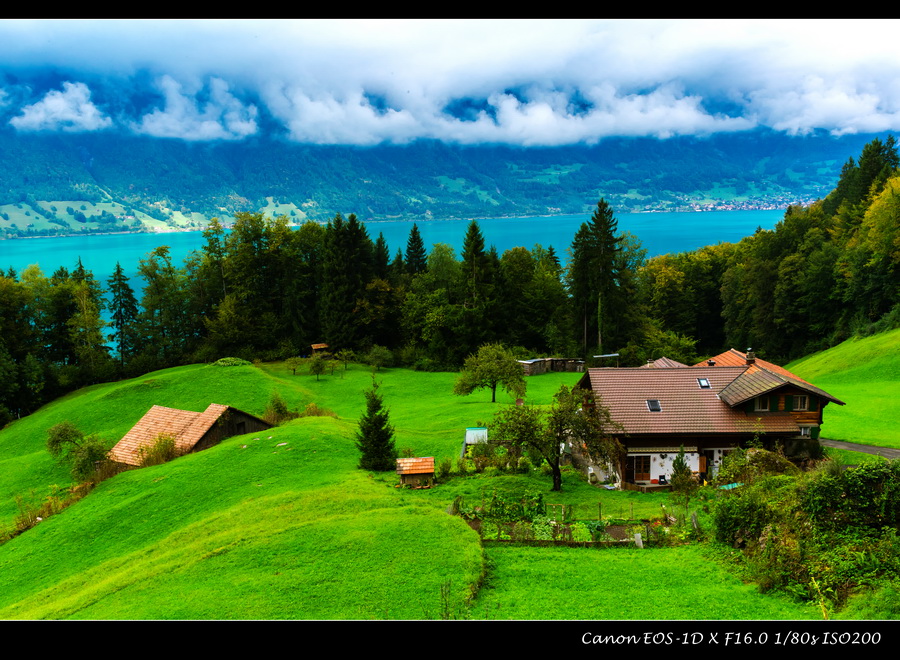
[820,438,900,460]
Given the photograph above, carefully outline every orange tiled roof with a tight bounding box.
[110,403,230,466]
[696,348,811,383]
[579,367,800,436]
[396,457,435,475]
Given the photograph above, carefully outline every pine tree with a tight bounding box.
[356,377,398,471]
[405,223,427,275]
[107,262,139,370]
[567,199,626,355]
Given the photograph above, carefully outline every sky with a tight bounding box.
[1,18,899,146]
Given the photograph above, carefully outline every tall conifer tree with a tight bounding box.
[355,377,398,471]
[567,199,625,355]
[405,223,427,275]
[107,262,139,370]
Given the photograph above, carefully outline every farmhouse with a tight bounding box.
[577,349,845,487]
[110,403,272,466]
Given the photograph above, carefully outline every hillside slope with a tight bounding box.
[0,363,492,619]
[786,328,900,448]
[0,362,823,619]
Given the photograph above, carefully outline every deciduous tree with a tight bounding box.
[453,343,525,403]
[489,385,622,491]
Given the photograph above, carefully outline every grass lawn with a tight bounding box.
[470,545,819,620]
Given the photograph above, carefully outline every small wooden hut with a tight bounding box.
[110,404,271,467]
[396,457,435,487]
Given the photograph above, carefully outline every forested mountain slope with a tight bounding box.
[0,129,874,238]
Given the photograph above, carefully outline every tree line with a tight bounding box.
[2,134,899,425]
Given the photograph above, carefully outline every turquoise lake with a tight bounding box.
[0,209,785,282]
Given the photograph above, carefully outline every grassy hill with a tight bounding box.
[0,361,819,619]
[786,328,900,450]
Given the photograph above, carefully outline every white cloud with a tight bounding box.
[263,84,420,145]
[10,82,112,132]
[133,76,258,141]
[4,19,900,144]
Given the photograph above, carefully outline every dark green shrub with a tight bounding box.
[263,391,299,425]
[436,457,453,482]
[713,488,776,547]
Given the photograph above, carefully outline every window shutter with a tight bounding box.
[785,395,793,412]
[810,397,818,412]
[769,395,778,412]
[811,427,820,440]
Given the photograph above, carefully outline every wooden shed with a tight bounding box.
[110,403,272,467]
[396,457,435,487]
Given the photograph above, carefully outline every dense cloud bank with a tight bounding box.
[2,19,900,145]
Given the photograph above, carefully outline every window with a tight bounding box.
[754,396,769,412]
[697,378,711,389]
[646,399,662,412]
[799,427,811,437]
[795,395,809,411]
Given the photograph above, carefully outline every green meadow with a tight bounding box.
[787,328,900,449]
[0,333,891,619]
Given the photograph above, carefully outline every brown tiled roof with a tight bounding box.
[396,457,435,475]
[578,367,800,436]
[110,403,230,466]
[696,349,845,406]
[640,356,689,368]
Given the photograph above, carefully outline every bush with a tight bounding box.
[138,433,180,467]
[365,345,393,371]
[46,421,112,481]
[299,402,337,418]
[46,421,84,458]
[715,447,799,486]
[69,436,112,481]
[211,357,251,367]
[263,391,299,425]
[436,457,453,482]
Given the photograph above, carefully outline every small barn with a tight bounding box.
[110,403,272,467]
[396,457,435,487]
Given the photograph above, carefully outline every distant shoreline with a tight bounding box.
[1,205,796,241]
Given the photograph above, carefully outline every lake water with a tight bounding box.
[0,209,785,283]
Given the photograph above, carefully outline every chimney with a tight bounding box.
[707,360,716,367]
[745,348,756,365]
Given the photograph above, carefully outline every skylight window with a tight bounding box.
[646,399,662,412]
[698,378,711,389]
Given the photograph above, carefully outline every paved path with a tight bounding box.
[820,439,900,460]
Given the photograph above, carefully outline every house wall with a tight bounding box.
[629,450,700,484]
[195,410,271,453]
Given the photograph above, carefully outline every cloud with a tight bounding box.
[3,20,900,145]
[9,82,112,132]
[132,76,258,140]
